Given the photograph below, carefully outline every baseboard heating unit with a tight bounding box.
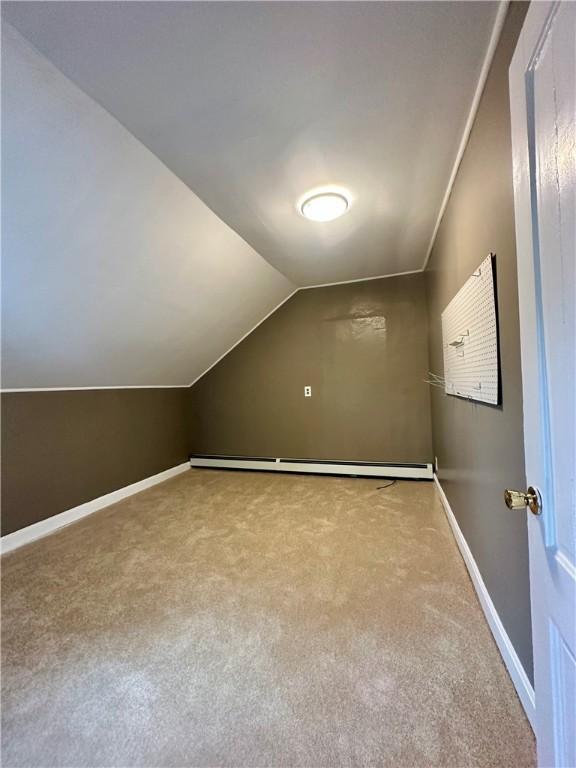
[189,455,433,480]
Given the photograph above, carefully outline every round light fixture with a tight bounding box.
[300,191,349,222]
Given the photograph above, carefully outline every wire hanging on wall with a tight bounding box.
[424,371,446,390]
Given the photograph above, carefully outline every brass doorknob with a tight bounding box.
[504,486,542,515]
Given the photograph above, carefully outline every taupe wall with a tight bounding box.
[188,273,432,464]
[425,3,532,681]
[3,275,431,537]
[1,389,188,535]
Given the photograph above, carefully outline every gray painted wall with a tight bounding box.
[425,2,532,682]
[188,274,433,464]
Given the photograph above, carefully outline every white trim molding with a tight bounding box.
[421,0,510,271]
[190,455,433,480]
[188,288,298,387]
[1,463,190,555]
[299,269,423,291]
[434,475,536,730]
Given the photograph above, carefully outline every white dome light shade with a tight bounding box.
[300,191,349,222]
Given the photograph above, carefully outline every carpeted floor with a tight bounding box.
[1,469,535,767]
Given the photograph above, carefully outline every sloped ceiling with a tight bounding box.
[1,25,295,389]
[2,2,500,389]
[3,1,499,287]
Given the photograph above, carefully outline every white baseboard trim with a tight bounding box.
[190,456,433,480]
[433,475,536,731]
[1,462,190,555]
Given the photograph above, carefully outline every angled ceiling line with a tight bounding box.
[187,266,426,389]
[2,22,296,391]
[421,0,510,271]
[3,1,500,286]
[1,3,507,392]
[299,268,423,291]
[187,287,299,388]
[2,266,426,393]
[185,1,511,405]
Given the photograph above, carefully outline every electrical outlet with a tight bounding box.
[434,456,439,473]
[304,386,312,397]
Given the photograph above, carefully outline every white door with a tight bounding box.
[509,2,575,766]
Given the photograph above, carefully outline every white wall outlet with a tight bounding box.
[434,456,439,473]
[304,386,312,397]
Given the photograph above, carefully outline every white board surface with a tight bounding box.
[441,254,499,404]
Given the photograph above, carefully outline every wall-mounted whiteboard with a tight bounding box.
[441,254,500,404]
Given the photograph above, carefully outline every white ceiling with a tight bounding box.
[1,25,294,389]
[3,1,499,287]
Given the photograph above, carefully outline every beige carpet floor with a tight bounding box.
[2,469,535,767]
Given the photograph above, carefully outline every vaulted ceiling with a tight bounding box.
[1,24,294,389]
[4,1,498,286]
[2,2,500,389]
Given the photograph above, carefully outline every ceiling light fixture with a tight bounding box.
[300,190,350,222]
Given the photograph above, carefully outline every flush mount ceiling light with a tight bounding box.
[300,190,350,222]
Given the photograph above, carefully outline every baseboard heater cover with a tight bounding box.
[189,455,433,480]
